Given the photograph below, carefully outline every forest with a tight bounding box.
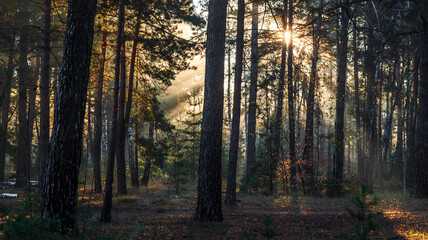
[0,0,427,239]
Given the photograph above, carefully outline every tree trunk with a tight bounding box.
[195,0,227,222]
[287,0,297,192]
[412,11,428,197]
[128,130,138,187]
[116,39,128,195]
[0,38,15,181]
[406,50,419,192]
[302,1,322,193]
[333,0,349,196]
[91,31,107,193]
[125,17,140,188]
[225,0,245,206]
[42,0,97,231]
[100,0,124,223]
[16,2,30,187]
[246,2,258,184]
[39,0,51,192]
[141,122,154,186]
[353,23,363,184]
[272,0,287,195]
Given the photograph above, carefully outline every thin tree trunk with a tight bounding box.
[42,0,97,231]
[272,0,288,195]
[125,17,140,188]
[195,0,227,222]
[247,3,259,183]
[92,31,107,193]
[225,0,245,206]
[353,23,363,184]
[302,0,322,193]
[333,0,349,196]
[101,0,125,222]
[287,0,297,192]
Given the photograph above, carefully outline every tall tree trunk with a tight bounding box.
[116,40,128,195]
[101,0,125,222]
[302,0,322,193]
[225,0,245,206]
[39,0,51,191]
[406,50,419,192]
[91,31,107,193]
[0,38,15,181]
[272,0,288,195]
[353,23,363,184]
[287,0,297,191]
[333,0,349,196]
[42,0,97,231]
[246,2,259,184]
[141,122,154,186]
[27,57,39,177]
[195,0,227,222]
[412,10,428,197]
[125,17,140,188]
[16,2,30,187]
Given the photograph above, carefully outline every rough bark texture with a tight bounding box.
[42,0,97,231]
[246,3,258,182]
[287,0,297,191]
[91,31,107,193]
[39,0,51,192]
[272,0,287,195]
[332,0,349,196]
[141,122,154,186]
[101,0,124,222]
[412,10,428,198]
[195,0,227,222]
[225,0,245,206]
[16,2,30,187]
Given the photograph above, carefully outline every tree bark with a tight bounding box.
[195,0,227,222]
[406,50,419,192]
[225,0,245,206]
[42,0,97,231]
[0,38,15,181]
[126,17,140,188]
[39,0,51,192]
[246,2,259,183]
[116,39,128,195]
[412,10,428,197]
[91,31,107,193]
[141,122,154,186]
[272,0,288,195]
[333,0,349,196]
[100,0,124,223]
[16,1,30,187]
[302,0,322,193]
[353,23,363,184]
[287,0,297,192]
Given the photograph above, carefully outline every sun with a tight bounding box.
[284,30,291,45]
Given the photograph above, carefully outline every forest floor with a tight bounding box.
[0,185,427,239]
